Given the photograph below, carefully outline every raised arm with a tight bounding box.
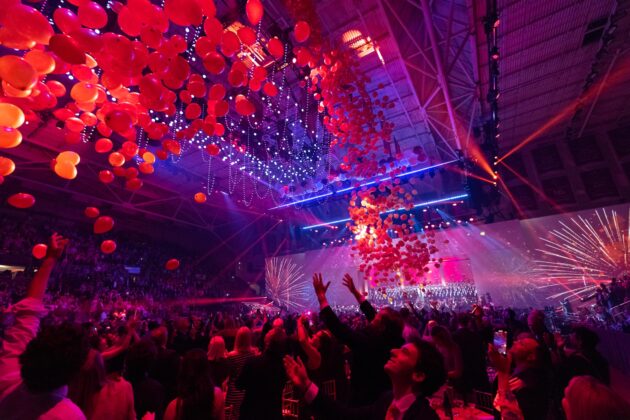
[342,274,376,322]
[314,273,365,348]
[0,234,67,394]
[297,315,321,370]
[283,355,376,420]
[27,233,68,300]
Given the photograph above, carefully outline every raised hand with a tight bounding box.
[342,273,361,299]
[312,273,330,305]
[46,232,69,260]
[283,355,311,393]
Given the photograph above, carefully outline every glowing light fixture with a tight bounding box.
[301,193,469,230]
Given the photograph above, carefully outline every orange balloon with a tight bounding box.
[142,151,156,163]
[65,117,85,133]
[8,192,35,209]
[0,55,38,91]
[54,160,77,180]
[0,156,15,176]
[71,82,98,102]
[108,152,125,167]
[194,192,207,203]
[46,80,67,97]
[0,127,22,148]
[0,103,25,128]
[100,239,116,254]
[94,138,113,153]
[24,50,55,75]
[58,151,81,165]
[32,243,48,259]
[1,81,31,98]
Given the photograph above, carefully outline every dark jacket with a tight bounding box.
[236,352,287,420]
[320,301,403,405]
[452,327,489,391]
[309,389,439,420]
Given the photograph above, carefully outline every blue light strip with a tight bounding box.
[269,159,458,210]
[301,193,469,230]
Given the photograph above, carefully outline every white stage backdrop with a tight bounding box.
[267,204,630,309]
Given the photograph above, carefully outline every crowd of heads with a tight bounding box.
[0,229,629,419]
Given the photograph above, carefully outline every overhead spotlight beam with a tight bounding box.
[302,193,469,230]
[269,159,459,210]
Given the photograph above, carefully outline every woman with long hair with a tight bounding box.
[207,336,229,389]
[562,375,630,420]
[164,349,224,420]
[225,327,258,420]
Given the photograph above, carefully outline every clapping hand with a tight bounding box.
[283,355,311,394]
[312,273,330,305]
[46,233,69,260]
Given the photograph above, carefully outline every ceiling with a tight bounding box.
[2,0,630,256]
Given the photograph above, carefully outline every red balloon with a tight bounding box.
[185,103,201,120]
[5,4,54,45]
[8,193,35,209]
[206,143,220,156]
[125,178,143,191]
[78,1,108,29]
[246,0,264,25]
[267,37,284,60]
[194,192,207,203]
[84,206,100,218]
[294,21,310,43]
[238,27,257,45]
[98,169,114,183]
[263,82,278,97]
[208,83,226,100]
[220,31,240,57]
[105,110,133,133]
[94,216,114,234]
[165,258,180,270]
[49,34,86,65]
[202,52,225,75]
[100,239,116,254]
[164,0,202,26]
[234,95,255,116]
[94,138,113,153]
[32,244,48,259]
[53,8,81,34]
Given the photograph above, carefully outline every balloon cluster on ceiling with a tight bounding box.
[0,0,438,281]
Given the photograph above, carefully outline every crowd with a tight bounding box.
[0,234,629,420]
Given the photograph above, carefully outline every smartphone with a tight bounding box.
[494,330,507,355]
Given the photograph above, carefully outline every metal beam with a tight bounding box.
[420,0,464,150]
